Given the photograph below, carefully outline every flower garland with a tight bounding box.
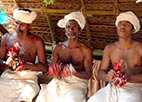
[6,42,24,71]
[113,60,127,87]
[45,61,71,77]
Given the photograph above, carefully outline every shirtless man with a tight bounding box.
[52,21,92,80]
[0,8,47,72]
[0,8,47,102]
[36,11,92,102]
[88,11,142,102]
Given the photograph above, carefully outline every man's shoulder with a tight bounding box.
[29,34,44,42]
[132,41,142,48]
[78,42,92,52]
[53,42,63,50]
[29,34,40,38]
[104,42,117,51]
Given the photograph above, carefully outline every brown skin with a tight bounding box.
[0,24,9,34]
[99,20,142,83]
[52,20,92,80]
[0,20,47,72]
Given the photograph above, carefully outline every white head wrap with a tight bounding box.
[57,11,86,29]
[136,0,142,3]
[13,8,37,24]
[115,11,140,33]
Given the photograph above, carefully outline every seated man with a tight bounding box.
[87,11,142,102]
[0,8,47,102]
[36,11,93,102]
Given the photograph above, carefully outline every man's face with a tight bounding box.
[15,20,30,32]
[117,20,134,38]
[65,20,81,39]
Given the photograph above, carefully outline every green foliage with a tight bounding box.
[43,0,56,6]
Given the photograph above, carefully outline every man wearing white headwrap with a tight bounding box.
[87,11,142,102]
[13,8,37,24]
[0,8,47,102]
[57,11,86,29]
[115,11,140,33]
[36,11,92,102]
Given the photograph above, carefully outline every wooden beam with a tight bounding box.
[33,9,119,15]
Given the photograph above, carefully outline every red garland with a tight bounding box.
[45,62,71,77]
[113,61,127,87]
[6,43,25,71]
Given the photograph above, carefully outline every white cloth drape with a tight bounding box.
[87,83,142,102]
[36,64,88,102]
[0,69,39,102]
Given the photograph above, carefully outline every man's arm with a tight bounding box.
[52,44,62,63]
[98,45,116,82]
[0,34,8,59]
[0,34,9,70]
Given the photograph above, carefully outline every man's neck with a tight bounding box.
[118,38,132,49]
[66,39,78,48]
[17,31,29,38]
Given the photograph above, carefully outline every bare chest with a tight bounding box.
[59,48,84,67]
[7,38,37,62]
[110,48,142,74]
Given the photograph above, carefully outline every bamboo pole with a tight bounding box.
[80,0,92,47]
[113,0,120,15]
[44,13,56,46]
[40,0,56,50]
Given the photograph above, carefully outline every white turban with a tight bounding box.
[115,11,140,33]
[13,8,37,24]
[57,11,86,29]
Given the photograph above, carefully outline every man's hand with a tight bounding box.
[106,69,117,82]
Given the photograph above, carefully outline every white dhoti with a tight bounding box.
[36,65,88,102]
[0,69,39,102]
[87,83,142,102]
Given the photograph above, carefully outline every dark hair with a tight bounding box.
[131,24,134,30]
[18,8,32,13]
[127,21,134,30]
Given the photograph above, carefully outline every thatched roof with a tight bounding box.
[1,0,142,56]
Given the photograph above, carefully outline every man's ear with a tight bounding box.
[28,24,32,28]
[131,29,136,34]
